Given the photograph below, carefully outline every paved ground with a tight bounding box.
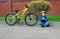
[0,22,60,39]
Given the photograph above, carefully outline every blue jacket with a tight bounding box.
[39,16,48,23]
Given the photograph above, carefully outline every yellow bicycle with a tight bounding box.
[5,5,38,26]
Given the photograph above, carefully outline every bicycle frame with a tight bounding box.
[5,6,38,26]
[12,8,28,21]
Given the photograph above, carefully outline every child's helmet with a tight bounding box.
[40,11,46,14]
[40,11,46,16]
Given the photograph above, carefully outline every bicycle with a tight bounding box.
[5,4,38,26]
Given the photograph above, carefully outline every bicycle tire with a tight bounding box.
[25,13,38,26]
[5,13,17,26]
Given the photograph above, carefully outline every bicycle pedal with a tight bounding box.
[17,19,20,23]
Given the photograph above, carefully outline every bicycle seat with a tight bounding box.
[15,10,19,13]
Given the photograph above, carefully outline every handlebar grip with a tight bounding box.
[25,4,29,8]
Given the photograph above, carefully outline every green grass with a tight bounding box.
[47,16,60,22]
[0,16,5,21]
[0,16,60,22]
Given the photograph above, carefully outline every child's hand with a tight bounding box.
[42,17,45,20]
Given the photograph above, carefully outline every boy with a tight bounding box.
[39,11,50,27]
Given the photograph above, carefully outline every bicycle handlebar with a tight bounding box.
[25,4,29,8]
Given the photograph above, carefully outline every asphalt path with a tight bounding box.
[0,22,60,39]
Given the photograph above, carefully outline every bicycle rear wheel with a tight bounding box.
[5,13,17,26]
[25,13,38,26]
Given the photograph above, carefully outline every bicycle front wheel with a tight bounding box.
[25,13,38,26]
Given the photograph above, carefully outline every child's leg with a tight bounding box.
[40,22,45,27]
[44,22,50,27]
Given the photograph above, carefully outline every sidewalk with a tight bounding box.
[0,22,60,39]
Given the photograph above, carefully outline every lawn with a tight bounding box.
[0,16,5,21]
[47,16,60,22]
[0,16,60,22]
